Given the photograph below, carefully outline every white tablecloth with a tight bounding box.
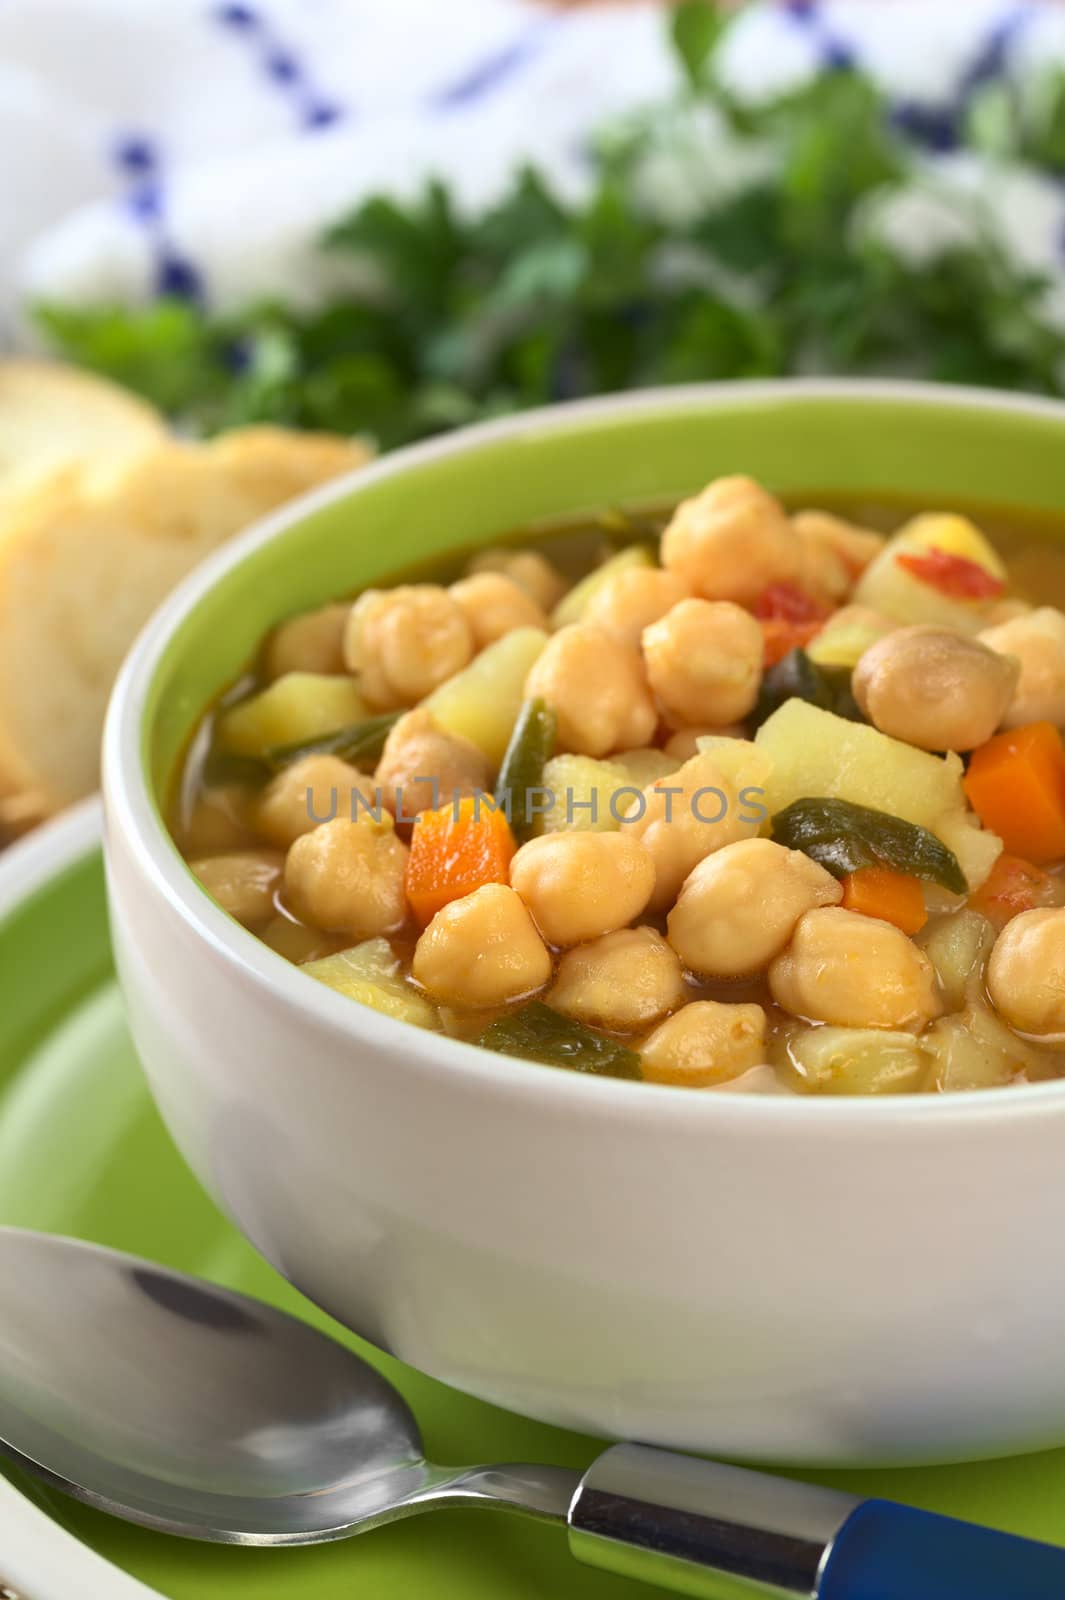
[2,0,1065,339]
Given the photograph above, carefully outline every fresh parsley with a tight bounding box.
[37,1,1065,447]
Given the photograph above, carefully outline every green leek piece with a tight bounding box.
[475,1002,641,1079]
[751,648,862,732]
[496,698,557,841]
[265,710,402,771]
[771,796,967,894]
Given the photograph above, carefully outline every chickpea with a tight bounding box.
[176,783,255,856]
[284,814,408,938]
[582,567,689,649]
[983,598,1031,627]
[796,540,844,608]
[263,603,349,680]
[256,755,378,849]
[412,883,551,1008]
[343,586,474,710]
[191,850,284,928]
[661,476,801,605]
[259,915,341,966]
[662,725,743,762]
[510,831,655,948]
[852,625,1020,752]
[987,908,1065,1037]
[796,533,850,605]
[979,607,1065,729]
[548,927,687,1031]
[713,1065,791,1095]
[793,511,884,602]
[374,708,491,822]
[524,623,656,757]
[449,572,548,649]
[769,907,942,1031]
[643,599,763,728]
[467,548,567,612]
[641,1001,768,1087]
[667,839,842,978]
[620,751,760,911]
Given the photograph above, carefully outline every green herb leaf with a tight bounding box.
[34,16,1065,447]
[34,299,228,420]
[967,70,1065,177]
[670,0,727,91]
[771,797,968,894]
[475,1002,641,1079]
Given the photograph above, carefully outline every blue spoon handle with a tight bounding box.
[567,1443,1065,1599]
[820,1499,1065,1600]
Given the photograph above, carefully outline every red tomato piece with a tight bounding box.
[753,582,830,623]
[894,547,1005,600]
[761,618,825,667]
[968,853,1061,930]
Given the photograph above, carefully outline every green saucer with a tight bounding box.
[2,809,1064,1598]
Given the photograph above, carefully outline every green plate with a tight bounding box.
[3,807,1065,1598]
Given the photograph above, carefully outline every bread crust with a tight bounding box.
[0,426,371,812]
[0,359,168,511]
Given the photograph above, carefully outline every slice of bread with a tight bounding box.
[0,360,168,511]
[0,427,371,813]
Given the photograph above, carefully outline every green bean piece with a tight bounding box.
[771,797,968,895]
[264,710,402,772]
[751,649,863,732]
[496,697,557,841]
[475,1002,642,1079]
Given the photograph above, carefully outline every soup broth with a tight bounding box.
[171,483,1065,1095]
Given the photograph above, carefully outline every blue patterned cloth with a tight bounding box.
[2,0,1064,338]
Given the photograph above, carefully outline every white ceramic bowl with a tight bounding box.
[104,382,1065,1466]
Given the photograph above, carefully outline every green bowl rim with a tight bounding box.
[102,379,1065,1127]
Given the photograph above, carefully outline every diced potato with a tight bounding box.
[755,701,1002,888]
[540,753,631,834]
[609,748,680,789]
[755,701,963,827]
[934,809,1002,892]
[917,910,995,1013]
[854,513,1005,633]
[923,1008,1042,1092]
[695,736,772,814]
[219,673,367,759]
[787,1026,926,1095]
[551,545,654,630]
[538,749,687,834]
[424,626,548,767]
[303,939,441,1029]
[807,607,895,669]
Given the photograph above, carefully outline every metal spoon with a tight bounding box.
[1,1228,1063,1600]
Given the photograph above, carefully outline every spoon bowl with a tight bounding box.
[0,1229,573,1543]
[0,1228,446,1543]
[5,1227,1065,1600]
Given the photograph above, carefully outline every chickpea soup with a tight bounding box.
[171,477,1065,1096]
